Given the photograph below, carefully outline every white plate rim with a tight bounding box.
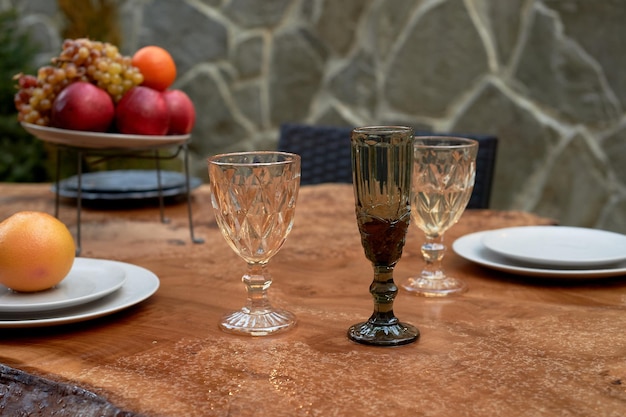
[22,122,190,149]
[452,231,626,279]
[0,258,126,313]
[481,226,626,268]
[0,258,159,328]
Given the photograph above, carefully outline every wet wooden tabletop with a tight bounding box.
[0,183,625,417]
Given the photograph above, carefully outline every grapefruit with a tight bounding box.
[0,211,75,292]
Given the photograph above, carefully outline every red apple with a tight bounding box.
[115,86,169,135]
[163,89,195,135]
[51,81,114,132]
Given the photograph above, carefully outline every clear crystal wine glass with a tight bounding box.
[348,126,420,346]
[207,151,300,336]
[402,137,478,297]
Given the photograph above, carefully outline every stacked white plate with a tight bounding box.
[452,226,626,279]
[0,258,159,328]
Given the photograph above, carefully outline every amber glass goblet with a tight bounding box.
[402,137,478,297]
[348,126,420,346]
[208,151,300,336]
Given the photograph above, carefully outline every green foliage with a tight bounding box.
[0,9,36,113]
[0,8,50,182]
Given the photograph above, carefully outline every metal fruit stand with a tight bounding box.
[21,122,204,255]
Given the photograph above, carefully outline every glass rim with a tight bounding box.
[413,136,478,148]
[352,125,413,135]
[207,150,300,166]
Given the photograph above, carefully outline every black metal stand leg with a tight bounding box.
[54,147,61,218]
[75,150,83,256]
[184,144,203,244]
[154,149,170,224]
[52,143,201,254]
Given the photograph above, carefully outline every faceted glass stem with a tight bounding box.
[219,263,296,336]
[348,265,419,346]
[402,234,467,297]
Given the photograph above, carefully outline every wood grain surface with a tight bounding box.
[0,183,625,417]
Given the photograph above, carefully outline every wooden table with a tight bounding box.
[0,183,625,417]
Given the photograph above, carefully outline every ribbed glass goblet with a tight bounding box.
[348,126,420,346]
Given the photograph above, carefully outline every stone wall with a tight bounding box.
[7,0,626,233]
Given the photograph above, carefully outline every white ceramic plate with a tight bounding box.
[0,258,126,313]
[22,122,190,149]
[481,226,626,268]
[453,231,626,279]
[0,258,159,328]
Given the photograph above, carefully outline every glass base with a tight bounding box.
[348,321,419,346]
[402,276,468,297]
[219,308,296,336]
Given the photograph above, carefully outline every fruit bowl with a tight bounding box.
[22,123,190,150]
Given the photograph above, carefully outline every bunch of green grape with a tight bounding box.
[14,38,144,126]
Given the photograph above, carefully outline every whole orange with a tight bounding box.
[131,46,177,91]
[0,211,75,292]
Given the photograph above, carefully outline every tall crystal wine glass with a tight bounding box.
[348,126,420,346]
[207,151,300,336]
[402,137,478,297]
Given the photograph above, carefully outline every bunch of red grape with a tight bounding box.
[14,38,144,126]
